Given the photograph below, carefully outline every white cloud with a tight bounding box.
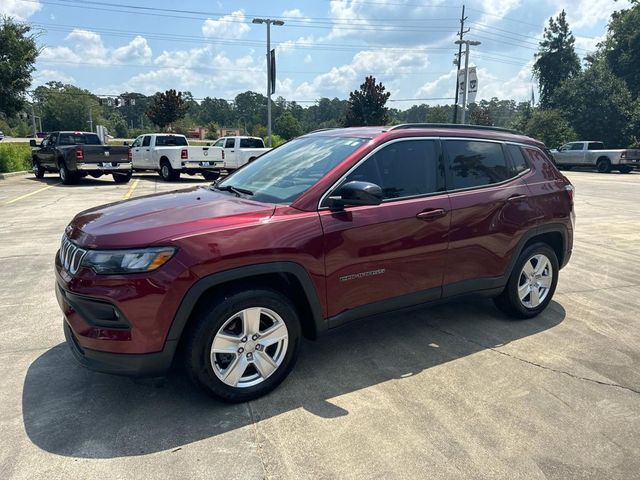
[114,46,264,97]
[555,0,630,29]
[32,69,76,85]
[0,0,41,20]
[40,30,152,66]
[202,10,250,39]
[477,0,522,25]
[282,9,305,19]
[574,34,605,53]
[279,48,430,101]
[304,54,313,64]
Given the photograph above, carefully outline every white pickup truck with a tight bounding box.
[130,133,222,181]
[551,141,640,173]
[206,136,271,172]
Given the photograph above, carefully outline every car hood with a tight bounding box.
[66,186,276,249]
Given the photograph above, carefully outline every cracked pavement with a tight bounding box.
[0,170,639,479]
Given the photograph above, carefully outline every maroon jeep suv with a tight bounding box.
[56,124,575,402]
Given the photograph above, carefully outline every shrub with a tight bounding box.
[0,143,32,173]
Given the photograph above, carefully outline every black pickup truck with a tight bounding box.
[30,131,132,184]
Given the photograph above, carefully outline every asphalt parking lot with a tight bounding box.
[0,170,639,479]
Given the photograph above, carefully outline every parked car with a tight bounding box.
[206,136,271,172]
[550,141,640,173]
[56,124,574,402]
[31,131,132,184]
[130,133,222,181]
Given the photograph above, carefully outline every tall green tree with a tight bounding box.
[0,17,39,117]
[553,62,635,147]
[524,109,576,148]
[274,111,303,140]
[533,10,581,108]
[146,89,189,130]
[33,82,106,131]
[604,1,640,98]
[344,76,391,127]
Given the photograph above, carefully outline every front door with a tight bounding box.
[319,138,451,321]
[130,136,144,168]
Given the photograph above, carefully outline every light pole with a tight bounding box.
[454,39,481,124]
[252,18,284,147]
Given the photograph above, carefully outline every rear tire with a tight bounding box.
[112,171,132,183]
[202,171,220,181]
[493,243,559,319]
[160,160,180,182]
[619,166,632,174]
[59,161,77,185]
[596,157,611,173]
[33,159,45,178]
[184,289,301,403]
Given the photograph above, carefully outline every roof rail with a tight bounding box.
[307,127,338,134]
[388,123,523,135]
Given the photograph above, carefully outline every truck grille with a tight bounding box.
[59,236,87,274]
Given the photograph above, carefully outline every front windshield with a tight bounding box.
[216,136,368,204]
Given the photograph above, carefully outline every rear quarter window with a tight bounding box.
[444,140,510,189]
[506,144,530,175]
[240,138,265,148]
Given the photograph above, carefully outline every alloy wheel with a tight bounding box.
[210,307,289,388]
[518,254,553,308]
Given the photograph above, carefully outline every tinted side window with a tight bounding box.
[569,143,584,151]
[225,138,236,149]
[142,136,151,147]
[445,140,510,189]
[213,138,225,147]
[506,144,529,175]
[240,138,264,148]
[344,140,442,200]
[588,142,603,150]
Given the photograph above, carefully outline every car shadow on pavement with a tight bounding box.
[22,298,565,459]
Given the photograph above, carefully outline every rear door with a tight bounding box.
[141,135,153,168]
[130,136,144,168]
[319,138,451,321]
[224,137,237,167]
[442,139,536,295]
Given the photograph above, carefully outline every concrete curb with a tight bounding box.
[0,171,29,180]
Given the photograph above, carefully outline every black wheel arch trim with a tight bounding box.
[165,261,326,346]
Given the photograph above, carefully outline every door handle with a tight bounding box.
[145,149,150,151]
[506,194,527,202]
[417,208,447,220]
[230,150,235,152]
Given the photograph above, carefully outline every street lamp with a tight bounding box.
[454,40,481,124]
[252,18,285,147]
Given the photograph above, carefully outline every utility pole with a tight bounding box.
[252,18,285,147]
[30,103,37,137]
[88,108,93,132]
[454,39,481,124]
[453,5,468,124]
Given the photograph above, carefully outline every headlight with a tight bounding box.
[81,247,176,274]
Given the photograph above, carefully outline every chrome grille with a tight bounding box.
[59,236,87,274]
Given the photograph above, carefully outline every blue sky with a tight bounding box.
[2,0,629,109]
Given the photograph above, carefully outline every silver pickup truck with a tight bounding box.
[550,141,640,173]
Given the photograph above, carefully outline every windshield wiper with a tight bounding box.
[214,185,254,196]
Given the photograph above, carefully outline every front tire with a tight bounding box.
[184,289,301,402]
[619,166,632,174]
[494,243,559,319]
[33,159,45,178]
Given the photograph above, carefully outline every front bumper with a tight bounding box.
[64,321,175,376]
[77,162,132,171]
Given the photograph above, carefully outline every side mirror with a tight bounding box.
[29,139,37,147]
[327,181,383,210]
[557,145,563,151]
[123,141,129,146]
